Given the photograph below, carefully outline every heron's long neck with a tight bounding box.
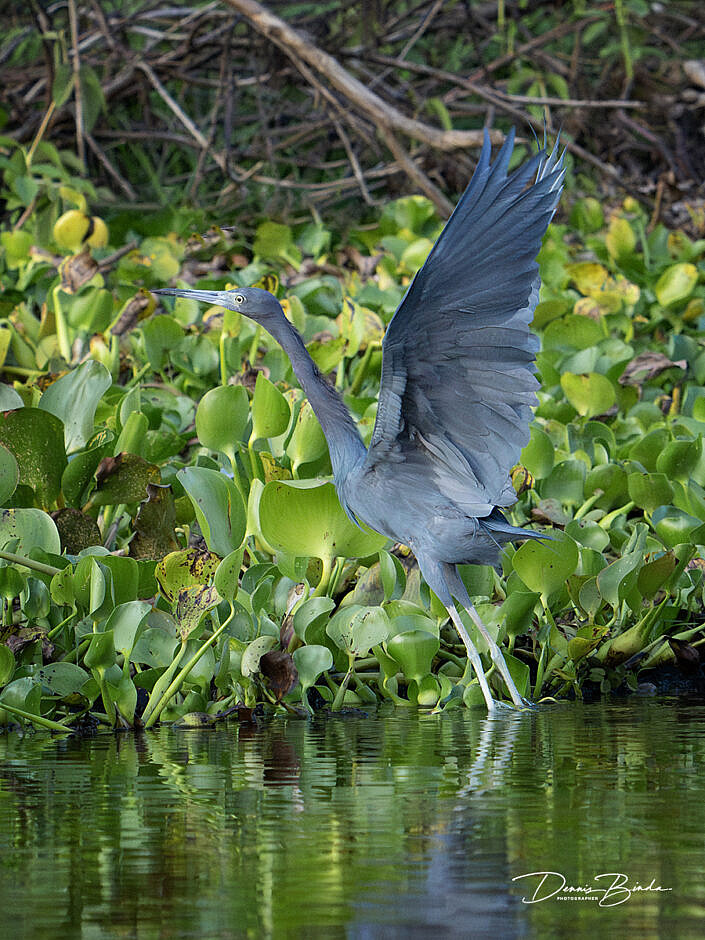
[272,314,367,479]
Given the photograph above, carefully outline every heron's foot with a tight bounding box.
[487,695,536,714]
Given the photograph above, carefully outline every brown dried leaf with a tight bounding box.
[260,650,298,701]
[59,248,99,294]
[619,352,687,386]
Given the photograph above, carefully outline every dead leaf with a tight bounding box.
[619,352,687,386]
[260,650,298,701]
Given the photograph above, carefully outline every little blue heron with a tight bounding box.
[155,127,564,711]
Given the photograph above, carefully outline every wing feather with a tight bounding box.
[365,130,564,513]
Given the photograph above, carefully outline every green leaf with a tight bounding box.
[39,361,111,454]
[0,645,15,687]
[605,217,636,260]
[259,479,387,561]
[250,373,290,441]
[142,315,184,370]
[214,548,245,603]
[175,584,221,640]
[52,63,74,107]
[107,601,152,659]
[654,263,698,307]
[177,467,246,557]
[652,506,704,549]
[292,644,333,695]
[0,677,41,719]
[386,630,439,684]
[286,401,328,474]
[253,221,300,267]
[512,535,579,600]
[155,549,220,604]
[627,472,673,513]
[84,631,115,671]
[35,663,91,699]
[596,551,643,607]
[61,428,114,508]
[131,628,179,668]
[1,230,33,268]
[656,438,702,484]
[326,605,391,655]
[196,385,250,456]
[560,372,615,417]
[89,454,160,508]
[0,443,18,504]
[521,426,554,479]
[637,552,677,599]
[0,508,61,556]
[292,596,335,642]
[0,408,67,507]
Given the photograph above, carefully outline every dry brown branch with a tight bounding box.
[222,0,500,152]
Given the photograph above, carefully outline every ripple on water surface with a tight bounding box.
[0,699,704,938]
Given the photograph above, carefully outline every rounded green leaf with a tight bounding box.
[292,596,335,642]
[259,479,388,561]
[326,605,390,655]
[196,385,250,456]
[656,438,702,484]
[637,552,677,599]
[521,426,554,479]
[214,548,245,603]
[0,508,61,556]
[386,630,439,684]
[605,217,636,260]
[627,472,673,513]
[106,601,152,659]
[652,506,704,549]
[39,360,111,453]
[0,565,25,601]
[292,644,333,690]
[286,401,328,473]
[654,263,698,307]
[35,663,91,698]
[596,551,642,607]
[0,408,67,507]
[177,467,246,557]
[560,372,615,418]
[512,535,579,599]
[250,373,290,441]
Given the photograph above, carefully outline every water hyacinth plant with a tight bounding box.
[0,158,704,729]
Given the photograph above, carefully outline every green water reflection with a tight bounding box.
[1,700,705,938]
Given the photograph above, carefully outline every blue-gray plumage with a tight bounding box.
[154,128,565,711]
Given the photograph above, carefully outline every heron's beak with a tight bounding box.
[152,288,225,305]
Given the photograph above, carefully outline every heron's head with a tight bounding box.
[153,286,282,324]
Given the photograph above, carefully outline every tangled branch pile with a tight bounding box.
[3,0,705,224]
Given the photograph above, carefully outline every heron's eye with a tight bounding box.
[234,294,245,304]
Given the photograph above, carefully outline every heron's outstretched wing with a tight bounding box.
[364,128,564,516]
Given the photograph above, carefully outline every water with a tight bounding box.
[1,699,705,939]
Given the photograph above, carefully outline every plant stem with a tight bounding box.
[52,284,72,363]
[141,638,188,724]
[0,702,73,733]
[143,612,235,729]
[0,550,61,577]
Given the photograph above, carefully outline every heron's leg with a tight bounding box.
[445,600,502,713]
[444,564,533,709]
[416,553,504,712]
